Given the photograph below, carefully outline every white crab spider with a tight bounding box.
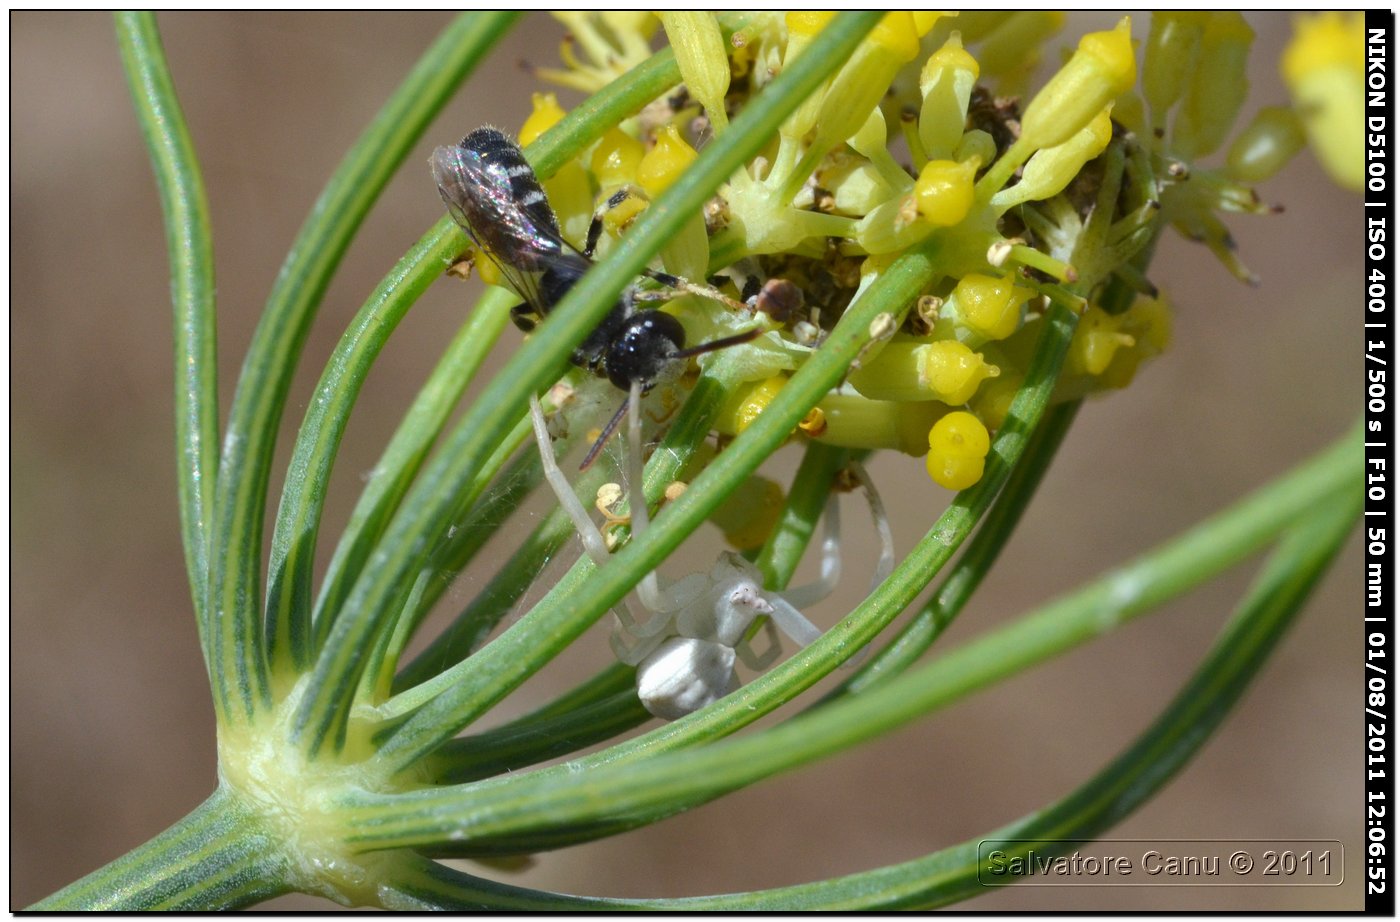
[528,386,894,720]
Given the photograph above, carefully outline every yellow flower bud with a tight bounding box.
[637,125,698,197]
[915,159,977,226]
[590,128,645,190]
[1226,106,1307,183]
[847,339,998,403]
[519,92,568,147]
[658,12,731,131]
[1282,12,1365,190]
[926,410,991,489]
[1020,17,1136,152]
[991,108,1113,211]
[920,340,1000,405]
[948,274,1034,342]
[919,36,980,160]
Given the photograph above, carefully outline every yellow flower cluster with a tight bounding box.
[515,12,1291,501]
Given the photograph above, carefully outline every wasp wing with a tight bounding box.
[431,143,569,314]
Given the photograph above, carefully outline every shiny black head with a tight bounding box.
[604,311,687,391]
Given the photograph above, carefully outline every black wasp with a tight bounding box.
[431,127,756,464]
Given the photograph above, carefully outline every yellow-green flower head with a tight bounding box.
[926,410,991,490]
[919,35,980,160]
[658,12,731,131]
[990,107,1113,211]
[1019,17,1136,152]
[1282,11,1364,190]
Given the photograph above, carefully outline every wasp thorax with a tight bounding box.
[605,311,686,391]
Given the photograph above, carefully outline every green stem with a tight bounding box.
[31,788,289,911]
[114,11,219,663]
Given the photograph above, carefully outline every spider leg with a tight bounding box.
[849,459,895,592]
[531,393,651,637]
[764,593,824,648]
[625,379,670,613]
[530,394,610,567]
[610,615,671,666]
[778,493,842,609]
[735,618,782,670]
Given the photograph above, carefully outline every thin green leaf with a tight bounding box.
[309,287,516,655]
[262,13,523,675]
[209,12,520,722]
[114,12,219,655]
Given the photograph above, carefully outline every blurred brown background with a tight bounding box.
[12,12,1362,910]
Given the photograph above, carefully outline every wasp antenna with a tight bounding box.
[671,327,762,360]
[580,395,631,471]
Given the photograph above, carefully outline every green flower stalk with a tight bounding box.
[27,11,1359,910]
